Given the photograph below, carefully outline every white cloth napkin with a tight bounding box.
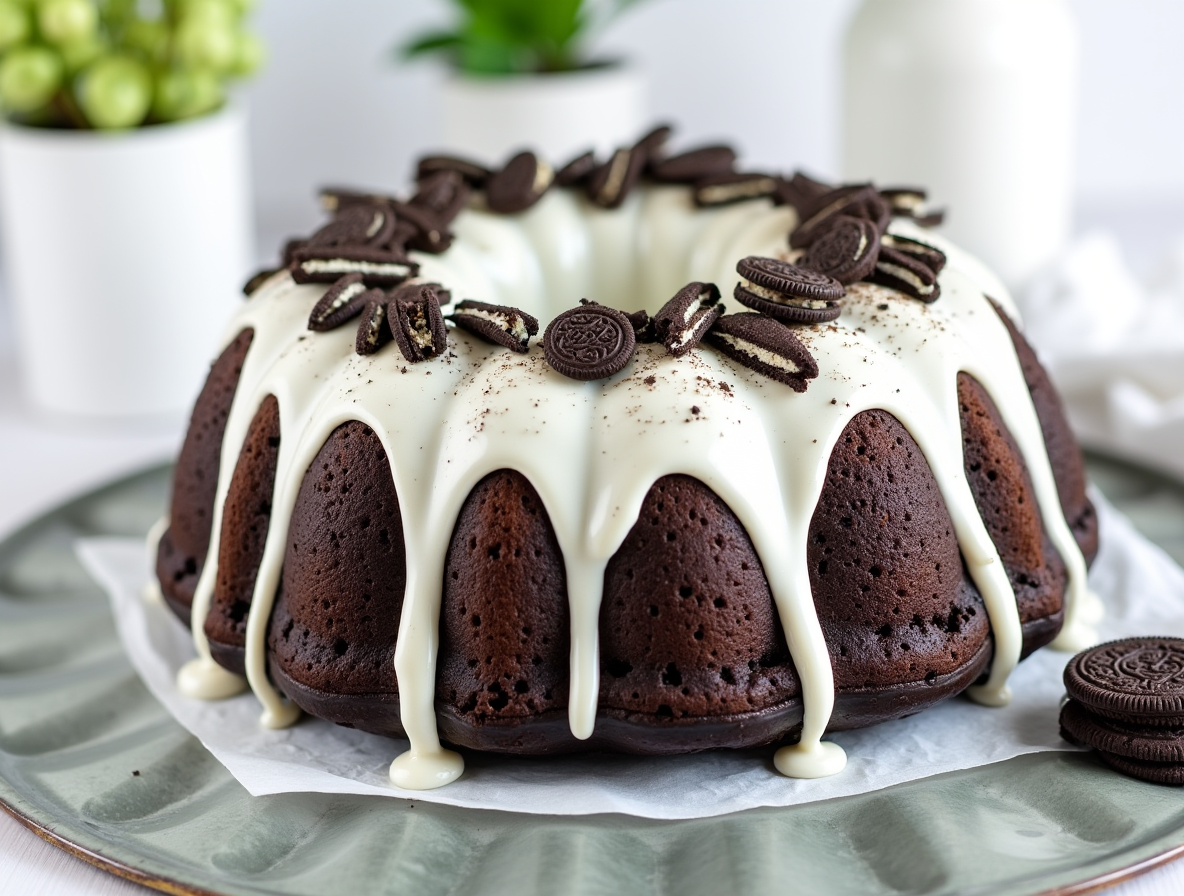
[76,495,1184,820]
[1020,232,1184,479]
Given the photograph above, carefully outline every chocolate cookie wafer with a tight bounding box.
[790,184,887,249]
[1060,699,1184,763]
[1065,637,1184,726]
[624,308,657,344]
[651,145,737,183]
[355,296,393,356]
[307,204,397,249]
[653,282,723,356]
[416,154,490,187]
[587,145,646,209]
[308,273,374,332]
[486,151,554,214]
[801,215,881,285]
[775,171,834,213]
[703,312,819,392]
[1096,750,1184,786]
[409,169,470,224]
[543,302,636,380]
[555,150,597,186]
[881,233,947,276]
[733,256,844,324]
[450,300,539,353]
[867,245,941,303]
[390,283,448,363]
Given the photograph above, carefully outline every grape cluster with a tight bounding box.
[0,0,262,129]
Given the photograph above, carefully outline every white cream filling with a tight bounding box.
[365,210,386,239]
[597,150,631,205]
[365,305,386,346]
[301,259,412,278]
[713,332,801,374]
[318,281,368,320]
[669,309,715,351]
[741,278,829,310]
[532,160,554,196]
[697,177,776,205]
[876,261,935,295]
[456,306,530,344]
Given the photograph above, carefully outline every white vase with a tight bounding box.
[439,64,647,166]
[0,103,254,419]
[842,0,1078,289]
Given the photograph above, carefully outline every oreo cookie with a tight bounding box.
[450,300,539,353]
[693,173,780,208]
[355,297,393,356]
[391,201,453,254]
[790,184,887,249]
[1060,699,1184,763]
[702,313,819,392]
[1065,637,1184,726]
[868,245,941,303]
[653,282,723,356]
[409,169,470,224]
[801,215,881,285]
[486,151,555,214]
[1096,750,1184,786]
[416,154,490,187]
[775,171,834,213]
[587,146,646,209]
[308,273,374,331]
[543,302,636,381]
[243,268,282,297]
[307,204,397,249]
[881,233,946,276]
[880,187,945,227]
[635,124,674,168]
[318,186,397,213]
[651,145,737,183]
[733,256,844,324]
[555,150,597,187]
[390,283,448,363]
[291,244,417,286]
[624,308,657,344]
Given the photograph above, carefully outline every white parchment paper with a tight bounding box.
[77,494,1184,819]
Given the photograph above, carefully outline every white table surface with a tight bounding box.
[4,213,1184,896]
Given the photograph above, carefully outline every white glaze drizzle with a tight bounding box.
[177,185,1095,790]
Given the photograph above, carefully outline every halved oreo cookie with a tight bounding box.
[1065,638,1184,726]
[703,313,819,392]
[653,282,723,356]
[801,215,881,285]
[308,273,374,331]
[790,184,886,249]
[693,173,780,207]
[486,151,555,214]
[1060,699,1184,763]
[307,204,396,249]
[391,201,453,254]
[390,283,448,363]
[733,256,844,324]
[775,171,833,213]
[410,169,470,224]
[587,146,646,209]
[867,245,941,303]
[651,145,737,183]
[291,244,418,286]
[555,150,597,187]
[881,233,946,276]
[416,154,491,187]
[543,302,636,380]
[880,187,945,226]
[450,299,539,353]
[355,297,393,356]
[624,308,657,344]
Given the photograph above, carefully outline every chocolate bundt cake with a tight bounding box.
[155,127,1101,790]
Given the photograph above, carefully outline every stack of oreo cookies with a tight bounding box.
[1060,637,1184,785]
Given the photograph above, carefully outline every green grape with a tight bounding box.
[0,1,30,51]
[176,0,235,25]
[229,30,262,77]
[78,54,151,128]
[0,46,61,112]
[59,33,105,72]
[38,0,97,46]
[152,66,221,121]
[124,17,169,63]
[173,13,236,71]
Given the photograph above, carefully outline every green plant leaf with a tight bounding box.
[400,29,462,59]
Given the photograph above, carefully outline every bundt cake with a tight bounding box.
[154,126,1101,790]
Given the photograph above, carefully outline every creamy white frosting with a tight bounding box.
[177,184,1095,791]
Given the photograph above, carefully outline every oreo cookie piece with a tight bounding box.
[587,146,646,209]
[308,273,374,331]
[243,268,282,297]
[391,283,448,363]
[703,313,819,392]
[868,245,941,303]
[880,187,945,227]
[790,184,885,249]
[624,308,657,344]
[543,302,636,381]
[801,215,881,285]
[653,282,723,356]
[693,173,780,207]
[318,186,397,213]
[410,169,470,224]
[486,151,555,214]
[1060,699,1184,763]
[733,256,844,324]
[635,124,674,167]
[881,233,947,276]
[1064,637,1184,726]
[282,238,307,267]
[355,297,393,356]
[291,244,418,286]
[416,154,491,187]
[651,145,737,183]
[307,204,396,249]
[555,150,597,187]
[1096,750,1184,786]
[391,202,453,254]
[450,299,539,353]
[775,171,834,213]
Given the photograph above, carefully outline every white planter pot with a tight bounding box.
[0,104,253,418]
[440,64,647,166]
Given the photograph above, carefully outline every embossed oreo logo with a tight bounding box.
[1114,645,1184,692]
[544,304,636,381]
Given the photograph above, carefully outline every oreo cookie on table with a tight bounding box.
[702,312,819,392]
[733,255,844,324]
[416,154,491,187]
[800,215,881,285]
[308,273,376,331]
[390,283,448,363]
[1060,698,1184,763]
[291,244,418,286]
[1064,637,1184,726]
[867,245,941,303]
[450,299,539,353]
[651,145,737,183]
[543,301,636,381]
[653,282,723,356]
[693,172,780,207]
[486,151,555,214]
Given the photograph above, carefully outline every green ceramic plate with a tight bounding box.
[3,456,1184,896]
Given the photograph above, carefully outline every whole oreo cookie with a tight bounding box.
[543,302,636,381]
[733,256,844,324]
[1096,750,1184,786]
[651,145,737,183]
[801,215,881,285]
[653,282,723,356]
[390,283,448,363]
[1065,637,1184,725]
[486,151,555,214]
[868,245,941,303]
[693,173,780,208]
[703,313,819,392]
[1060,699,1184,763]
[450,299,539,353]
